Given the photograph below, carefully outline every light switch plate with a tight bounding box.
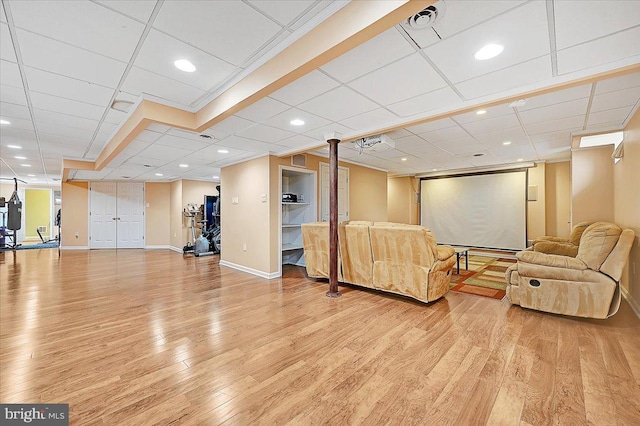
[232,196,239,205]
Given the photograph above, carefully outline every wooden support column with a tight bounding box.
[327,136,341,298]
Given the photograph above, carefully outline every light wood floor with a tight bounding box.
[1,249,639,425]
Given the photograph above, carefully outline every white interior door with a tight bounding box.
[116,183,144,248]
[90,182,117,248]
[320,163,349,223]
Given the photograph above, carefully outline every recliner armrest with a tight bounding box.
[532,241,579,257]
[517,250,587,270]
[436,245,454,261]
[532,236,569,244]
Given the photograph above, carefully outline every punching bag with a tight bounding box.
[7,200,21,230]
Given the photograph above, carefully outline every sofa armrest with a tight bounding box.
[517,250,587,270]
[532,241,579,257]
[436,245,455,261]
[532,236,569,244]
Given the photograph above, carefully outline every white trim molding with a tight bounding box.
[169,246,183,254]
[219,260,280,280]
[60,246,89,250]
[621,285,640,319]
[145,245,171,250]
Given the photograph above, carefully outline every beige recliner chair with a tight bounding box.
[530,221,594,257]
[506,222,635,319]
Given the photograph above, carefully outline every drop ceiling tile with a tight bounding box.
[25,67,114,106]
[424,1,549,83]
[1,126,36,142]
[557,26,640,75]
[455,56,552,99]
[421,125,469,144]
[122,66,205,106]
[473,127,528,146]
[588,106,634,126]
[94,0,156,22]
[247,0,315,26]
[146,123,172,133]
[394,134,431,150]
[590,87,640,113]
[165,129,215,143]
[531,130,572,146]
[208,115,255,136]
[235,97,291,123]
[154,1,282,66]
[36,122,96,140]
[595,73,640,94]
[135,29,236,92]
[180,145,245,164]
[517,84,592,111]
[0,102,30,120]
[349,53,447,106]
[0,5,5,22]
[0,116,33,131]
[298,87,380,122]
[584,121,623,132]
[103,108,127,125]
[216,135,280,152]
[453,104,515,124]
[338,108,398,131]
[269,70,340,106]
[321,28,415,83]
[0,84,27,106]
[10,0,145,62]
[0,60,22,88]
[236,124,295,144]
[263,108,331,133]
[303,122,353,142]
[470,152,509,167]
[431,136,487,155]
[387,128,412,139]
[34,109,100,132]
[29,92,105,121]
[432,1,527,39]
[125,156,171,167]
[74,168,114,180]
[405,118,457,135]
[139,143,192,161]
[97,121,118,137]
[519,98,589,125]
[17,29,126,88]
[387,86,462,117]
[277,134,318,149]
[554,0,640,50]
[0,23,16,63]
[39,142,87,158]
[154,134,210,152]
[524,115,584,135]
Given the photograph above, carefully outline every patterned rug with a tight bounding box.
[449,255,516,300]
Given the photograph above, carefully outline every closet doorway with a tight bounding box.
[89,182,144,249]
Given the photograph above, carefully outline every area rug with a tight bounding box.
[449,255,516,300]
[0,241,59,251]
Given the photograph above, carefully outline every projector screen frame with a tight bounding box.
[419,167,530,251]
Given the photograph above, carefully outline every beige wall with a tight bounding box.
[571,145,615,224]
[526,163,546,241]
[545,161,571,238]
[221,155,272,273]
[616,109,640,303]
[145,182,171,246]
[61,181,89,247]
[387,176,419,225]
[169,180,183,250]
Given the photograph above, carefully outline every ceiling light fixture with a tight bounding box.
[0,119,10,125]
[290,119,305,126]
[476,109,487,115]
[503,141,511,145]
[401,158,407,161]
[474,43,504,60]
[27,174,35,177]
[155,173,163,176]
[218,149,229,154]
[517,158,524,162]
[7,145,21,149]
[432,169,438,171]
[14,156,26,160]
[174,59,196,72]
[179,164,189,168]
[21,164,31,167]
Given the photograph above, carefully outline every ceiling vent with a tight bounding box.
[404,3,445,31]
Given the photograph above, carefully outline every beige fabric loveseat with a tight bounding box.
[505,222,635,319]
[530,221,593,257]
[301,221,456,303]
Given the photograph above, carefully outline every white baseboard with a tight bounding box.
[621,285,640,319]
[61,246,89,250]
[145,245,170,250]
[219,260,280,279]
[169,246,183,253]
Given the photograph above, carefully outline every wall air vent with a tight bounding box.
[404,3,445,30]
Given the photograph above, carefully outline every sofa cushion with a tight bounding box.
[577,222,622,271]
[568,221,594,245]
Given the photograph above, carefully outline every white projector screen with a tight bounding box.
[420,171,527,250]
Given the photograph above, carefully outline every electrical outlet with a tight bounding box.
[75,232,79,238]
[232,196,239,205]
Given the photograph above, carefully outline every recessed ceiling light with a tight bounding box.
[174,59,196,72]
[179,164,189,168]
[21,164,31,167]
[476,109,487,115]
[432,169,438,171]
[155,173,163,176]
[27,174,35,177]
[7,145,21,149]
[517,158,524,162]
[503,141,511,145]
[401,158,407,161]
[474,43,504,60]
[14,156,26,160]
[0,119,10,125]
[218,149,229,154]
[290,119,305,126]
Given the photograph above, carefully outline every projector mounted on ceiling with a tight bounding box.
[355,134,395,154]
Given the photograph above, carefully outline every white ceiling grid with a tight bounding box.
[0,0,639,184]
